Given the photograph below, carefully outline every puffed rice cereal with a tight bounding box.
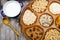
[32,0,48,12]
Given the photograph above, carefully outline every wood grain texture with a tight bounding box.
[0,1,30,40]
[0,10,27,40]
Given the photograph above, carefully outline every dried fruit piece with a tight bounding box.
[56,16,60,29]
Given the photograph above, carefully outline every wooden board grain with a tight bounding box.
[0,10,27,40]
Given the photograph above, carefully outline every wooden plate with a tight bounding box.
[20,0,60,40]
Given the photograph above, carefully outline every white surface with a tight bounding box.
[3,1,21,17]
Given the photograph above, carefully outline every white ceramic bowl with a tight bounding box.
[3,1,21,17]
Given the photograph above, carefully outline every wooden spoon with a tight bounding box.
[3,17,21,37]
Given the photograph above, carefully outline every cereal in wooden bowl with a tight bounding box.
[32,0,48,13]
[44,28,60,40]
[49,1,60,14]
[25,25,44,40]
[39,13,53,27]
[23,9,37,25]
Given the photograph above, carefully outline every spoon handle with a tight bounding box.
[9,24,21,37]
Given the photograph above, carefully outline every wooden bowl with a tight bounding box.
[43,27,60,40]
